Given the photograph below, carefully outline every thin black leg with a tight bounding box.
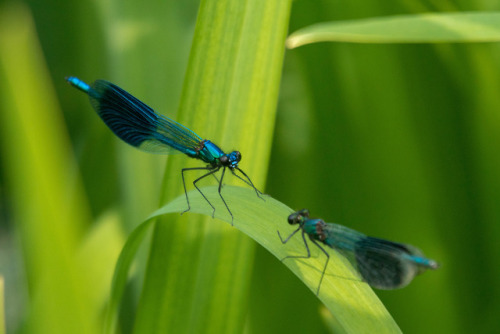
[277,226,302,244]
[233,167,264,199]
[278,228,329,295]
[211,172,220,184]
[279,230,312,263]
[217,167,234,224]
[192,167,221,218]
[309,239,330,296]
[230,170,254,189]
[181,166,217,215]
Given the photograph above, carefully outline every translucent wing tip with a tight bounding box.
[353,237,439,290]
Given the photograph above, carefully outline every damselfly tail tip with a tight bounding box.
[429,259,440,270]
[65,76,91,94]
[65,76,78,85]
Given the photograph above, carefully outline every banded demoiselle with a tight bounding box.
[66,77,262,222]
[278,209,439,295]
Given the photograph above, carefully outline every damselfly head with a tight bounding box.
[221,151,241,168]
[288,209,310,225]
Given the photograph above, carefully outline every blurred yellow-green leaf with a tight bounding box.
[0,4,95,334]
[0,276,4,334]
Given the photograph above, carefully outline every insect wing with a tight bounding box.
[353,237,420,289]
[90,80,202,155]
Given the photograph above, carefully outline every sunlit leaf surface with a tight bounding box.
[107,186,401,334]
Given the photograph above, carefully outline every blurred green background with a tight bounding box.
[1,0,500,333]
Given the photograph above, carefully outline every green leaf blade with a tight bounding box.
[109,186,401,334]
[287,12,500,48]
[133,0,292,333]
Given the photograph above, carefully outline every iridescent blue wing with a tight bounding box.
[322,223,436,290]
[89,80,203,155]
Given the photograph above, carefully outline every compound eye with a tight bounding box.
[220,155,229,165]
[235,151,242,162]
[287,213,296,225]
[299,209,310,218]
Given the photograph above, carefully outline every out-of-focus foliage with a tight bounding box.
[1,0,500,333]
